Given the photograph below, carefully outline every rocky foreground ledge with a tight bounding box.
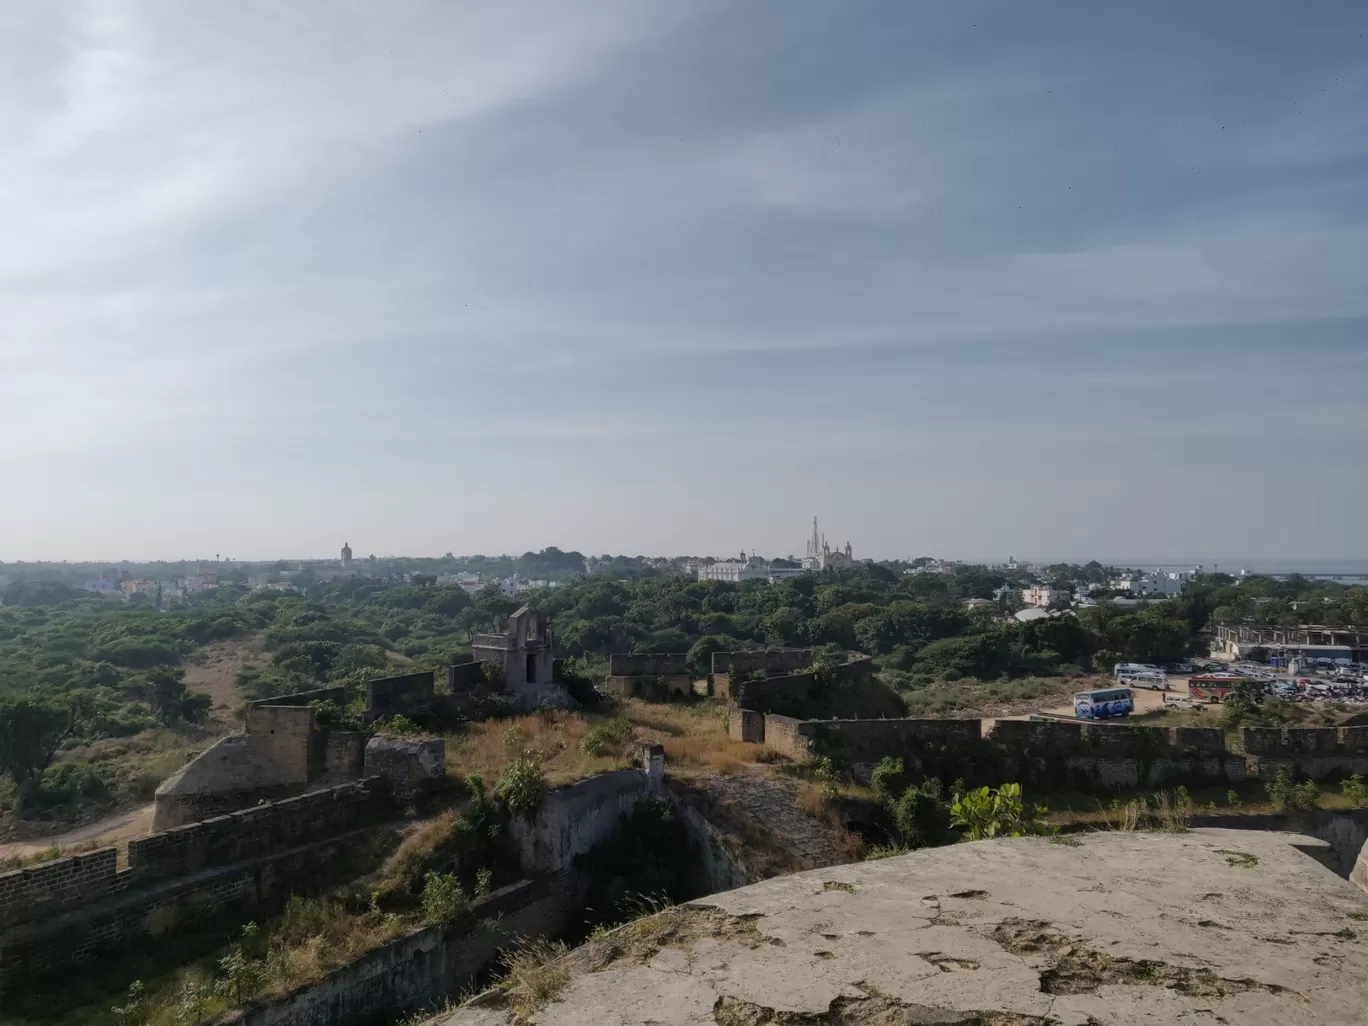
[433,828,1368,1025]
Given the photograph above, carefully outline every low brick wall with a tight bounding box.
[762,715,810,760]
[365,671,436,722]
[604,674,694,699]
[728,708,765,743]
[508,769,657,875]
[447,661,485,693]
[251,686,347,710]
[0,848,120,930]
[712,649,814,700]
[132,778,388,882]
[609,653,690,677]
[1241,726,1368,779]
[2,826,385,991]
[322,732,367,778]
[207,878,567,1026]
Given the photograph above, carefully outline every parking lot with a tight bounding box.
[1035,660,1368,721]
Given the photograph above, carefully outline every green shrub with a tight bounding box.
[374,714,421,737]
[1341,774,1368,807]
[870,756,911,808]
[894,780,953,847]
[496,752,549,817]
[557,657,602,707]
[309,698,365,732]
[1267,770,1320,811]
[580,718,633,757]
[421,871,470,925]
[950,782,1048,840]
[811,755,840,801]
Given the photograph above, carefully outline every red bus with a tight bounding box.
[1187,675,1236,703]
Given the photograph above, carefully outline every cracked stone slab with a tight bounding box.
[430,829,1368,1025]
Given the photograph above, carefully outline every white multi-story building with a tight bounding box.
[184,566,219,594]
[696,553,770,583]
[1111,571,1190,597]
[1022,585,1069,608]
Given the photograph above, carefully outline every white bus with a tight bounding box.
[1114,663,1169,691]
[1075,688,1135,719]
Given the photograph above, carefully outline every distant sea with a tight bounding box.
[1130,560,1368,584]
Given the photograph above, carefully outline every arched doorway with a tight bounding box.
[526,653,537,684]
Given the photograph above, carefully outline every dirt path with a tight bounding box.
[182,633,267,727]
[0,804,155,859]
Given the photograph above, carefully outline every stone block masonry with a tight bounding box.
[242,704,316,784]
[363,737,446,800]
[712,649,813,700]
[447,661,485,693]
[130,778,389,882]
[206,878,569,1026]
[0,847,120,931]
[609,653,690,677]
[365,671,436,723]
[251,686,347,709]
[322,731,367,779]
[749,714,1250,789]
[605,653,694,699]
[728,708,764,743]
[1241,725,1368,780]
[761,715,809,760]
[2,824,383,992]
[508,759,662,875]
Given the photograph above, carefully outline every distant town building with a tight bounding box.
[697,552,770,583]
[436,573,485,594]
[121,578,158,600]
[1110,571,1190,597]
[85,568,123,595]
[184,565,218,594]
[341,542,354,570]
[1022,585,1068,608]
[802,517,857,571]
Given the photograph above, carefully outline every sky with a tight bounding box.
[2,1,1366,564]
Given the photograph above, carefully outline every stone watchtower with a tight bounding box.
[340,542,354,570]
[472,605,556,691]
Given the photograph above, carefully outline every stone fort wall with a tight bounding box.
[751,714,1258,789]
[0,778,394,992]
[712,649,814,699]
[604,653,694,698]
[365,671,436,723]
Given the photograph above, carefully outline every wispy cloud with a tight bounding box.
[0,1,1365,560]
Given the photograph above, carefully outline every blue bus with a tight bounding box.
[1074,687,1135,720]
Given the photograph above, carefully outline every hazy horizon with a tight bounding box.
[3,2,1366,562]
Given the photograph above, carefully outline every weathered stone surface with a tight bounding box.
[363,736,446,798]
[685,766,853,872]
[1353,830,1368,895]
[431,829,1368,1025]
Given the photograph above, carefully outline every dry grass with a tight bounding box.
[369,811,461,905]
[499,938,571,1022]
[792,784,867,861]
[444,711,632,786]
[619,699,785,777]
[444,700,783,787]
